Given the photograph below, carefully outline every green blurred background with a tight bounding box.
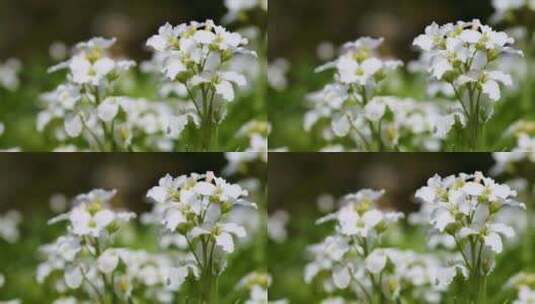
[269,0,494,61]
[0,153,226,213]
[268,153,494,213]
[0,0,227,60]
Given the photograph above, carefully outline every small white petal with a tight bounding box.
[216,232,234,253]
[482,79,501,101]
[64,266,83,289]
[215,80,235,101]
[97,99,119,122]
[484,232,503,253]
[65,115,83,137]
[332,115,350,137]
[332,266,351,289]
[365,250,387,274]
[97,250,119,274]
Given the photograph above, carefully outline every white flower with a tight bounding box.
[214,223,247,253]
[514,287,535,304]
[146,172,255,273]
[332,266,351,289]
[318,189,403,238]
[268,58,290,91]
[317,37,402,88]
[267,210,289,243]
[416,171,525,277]
[97,249,119,274]
[49,189,135,238]
[413,19,521,128]
[64,265,83,289]
[0,211,22,243]
[50,37,135,87]
[365,249,387,274]
[97,97,121,122]
[0,58,22,91]
[214,71,247,102]
[165,266,190,290]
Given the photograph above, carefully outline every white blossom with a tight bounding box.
[0,58,22,91]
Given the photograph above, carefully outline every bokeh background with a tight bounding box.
[0,0,227,60]
[268,153,494,213]
[269,0,493,61]
[0,153,226,214]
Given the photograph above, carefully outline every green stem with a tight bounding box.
[523,201,533,268]
[477,275,487,304]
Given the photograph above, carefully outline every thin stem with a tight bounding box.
[81,116,106,152]
[185,236,202,268]
[184,84,202,118]
[449,82,470,119]
[346,113,372,151]
[351,271,373,304]
[81,267,105,304]
[453,236,472,272]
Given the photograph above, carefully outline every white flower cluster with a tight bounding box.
[506,272,535,304]
[36,189,180,302]
[237,271,287,304]
[416,172,525,277]
[146,172,256,269]
[48,38,135,87]
[315,37,402,90]
[0,58,22,91]
[0,210,22,243]
[146,19,253,103]
[145,20,256,150]
[303,190,455,302]
[306,38,466,151]
[413,19,522,131]
[305,92,448,151]
[37,38,181,151]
